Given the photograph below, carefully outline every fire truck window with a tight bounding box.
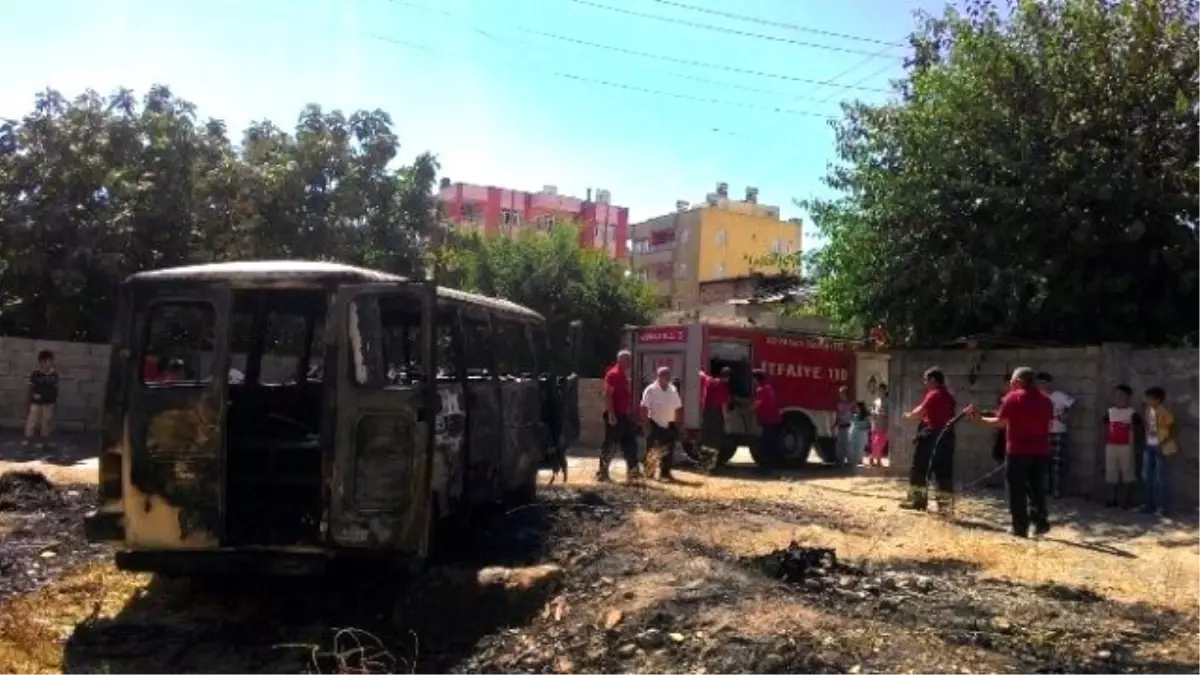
[708,341,753,399]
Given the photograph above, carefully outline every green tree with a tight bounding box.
[806,0,1198,346]
[0,86,442,340]
[442,225,655,376]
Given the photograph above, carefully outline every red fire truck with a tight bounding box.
[626,322,862,468]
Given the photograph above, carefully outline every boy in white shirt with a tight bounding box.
[641,366,683,482]
[1036,372,1075,498]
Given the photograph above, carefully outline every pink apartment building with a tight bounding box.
[437,180,629,260]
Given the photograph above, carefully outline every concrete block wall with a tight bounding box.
[1125,348,1199,507]
[577,378,606,448]
[0,337,312,433]
[0,337,111,432]
[887,345,1198,509]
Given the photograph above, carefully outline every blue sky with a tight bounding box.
[2,0,945,250]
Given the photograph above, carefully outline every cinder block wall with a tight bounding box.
[887,344,1198,509]
[0,337,110,432]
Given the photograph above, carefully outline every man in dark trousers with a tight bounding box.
[900,367,957,515]
[751,369,782,475]
[597,349,638,483]
[698,366,732,467]
[970,367,1054,538]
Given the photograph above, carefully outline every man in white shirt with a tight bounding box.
[1036,372,1075,498]
[641,366,683,482]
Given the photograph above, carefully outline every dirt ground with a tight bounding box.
[0,444,1197,674]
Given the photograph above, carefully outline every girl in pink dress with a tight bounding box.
[868,383,889,467]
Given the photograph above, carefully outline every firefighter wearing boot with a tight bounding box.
[901,367,957,514]
[597,350,639,482]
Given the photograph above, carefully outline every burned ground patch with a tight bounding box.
[0,470,104,599]
[2,478,1198,674]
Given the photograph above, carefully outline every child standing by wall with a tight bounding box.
[24,350,59,449]
[848,401,871,470]
[868,383,889,467]
[1102,384,1141,509]
[1141,386,1177,517]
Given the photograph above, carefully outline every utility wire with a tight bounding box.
[388,0,890,93]
[462,25,812,100]
[569,0,904,58]
[367,33,839,118]
[646,0,907,48]
[788,45,900,103]
[812,61,898,105]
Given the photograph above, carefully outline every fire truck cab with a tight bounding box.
[627,322,877,469]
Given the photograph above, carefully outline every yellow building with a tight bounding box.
[629,184,801,309]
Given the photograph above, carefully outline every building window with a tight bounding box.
[650,230,676,246]
[676,262,688,278]
[501,209,521,226]
[535,214,555,231]
[770,239,783,254]
[715,229,727,246]
[461,204,479,223]
[680,229,690,243]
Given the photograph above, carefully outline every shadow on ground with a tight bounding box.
[55,480,1199,674]
[0,430,95,467]
[62,499,561,674]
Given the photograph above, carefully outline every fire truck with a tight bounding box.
[626,322,882,468]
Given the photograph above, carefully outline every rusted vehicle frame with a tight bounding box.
[84,261,572,576]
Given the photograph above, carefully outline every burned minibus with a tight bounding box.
[84,261,579,575]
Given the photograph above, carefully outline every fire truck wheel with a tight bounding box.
[778,418,815,468]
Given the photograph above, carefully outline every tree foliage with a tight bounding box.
[440,225,655,377]
[0,85,650,362]
[0,86,440,341]
[806,0,1198,346]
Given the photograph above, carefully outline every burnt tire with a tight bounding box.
[777,418,815,468]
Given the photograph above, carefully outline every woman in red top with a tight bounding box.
[900,367,958,514]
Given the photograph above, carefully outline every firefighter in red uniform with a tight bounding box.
[698,366,732,466]
[597,350,639,482]
[901,367,957,514]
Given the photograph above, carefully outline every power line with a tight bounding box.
[367,33,839,119]
[388,0,890,93]
[646,0,907,48]
[569,0,905,58]
[788,45,899,103]
[460,24,846,104]
[461,25,808,100]
[812,61,898,105]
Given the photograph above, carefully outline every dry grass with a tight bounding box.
[0,459,96,487]
[0,565,151,673]
[575,459,1200,612]
[2,457,1196,673]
